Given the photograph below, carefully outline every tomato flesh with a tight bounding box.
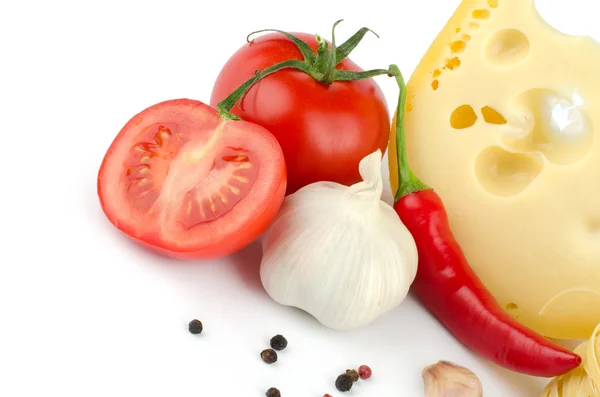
[98,99,286,259]
[178,150,257,227]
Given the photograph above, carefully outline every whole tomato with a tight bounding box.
[209,31,390,195]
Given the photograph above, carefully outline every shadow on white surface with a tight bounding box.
[229,239,267,294]
[84,176,550,396]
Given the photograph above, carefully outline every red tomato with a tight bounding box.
[98,99,286,259]
[209,32,390,195]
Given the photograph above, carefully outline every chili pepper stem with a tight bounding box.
[216,21,394,121]
[388,64,430,201]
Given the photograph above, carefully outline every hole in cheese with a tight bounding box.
[432,80,439,90]
[504,88,593,165]
[462,34,472,41]
[472,9,491,20]
[475,147,542,197]
[432,68,441,78]
[445,57,461,70]
[484,29,530,67]
[450,105,477,129]
[450,40,467,53]
[481,106,507,124]
[506,302,519,310]
[487,0,499,8]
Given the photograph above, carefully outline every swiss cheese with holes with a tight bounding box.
[389,0,600,339]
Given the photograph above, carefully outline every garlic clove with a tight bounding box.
[422,360,483,397]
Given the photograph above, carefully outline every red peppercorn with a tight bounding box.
[358,365,372,380]
[323,395,333,397]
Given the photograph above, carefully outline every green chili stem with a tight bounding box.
[388,64,429,201]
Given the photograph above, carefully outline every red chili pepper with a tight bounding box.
[388,64,581,378]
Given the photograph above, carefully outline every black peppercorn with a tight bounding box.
[261,348,278,364]
[265,387,281,397]
[270,334,288,351]
[346,369,359,382]
[335,374,353,392]
[188,319,203,334]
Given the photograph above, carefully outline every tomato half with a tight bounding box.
[98,99,286,259]
[209,32,390,195]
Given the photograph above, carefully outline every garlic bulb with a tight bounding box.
[259,150,418,331]
[422,361,483,397]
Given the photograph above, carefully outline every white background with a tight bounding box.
[0,0,596,396]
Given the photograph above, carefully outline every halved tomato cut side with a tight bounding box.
[98,99,287,259]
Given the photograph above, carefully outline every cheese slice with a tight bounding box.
[389,0,600,339]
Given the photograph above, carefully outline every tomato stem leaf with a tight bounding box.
[217,59,309,121]
[388,64,429,201]
[246,29,317,64]
[335,27,379,66]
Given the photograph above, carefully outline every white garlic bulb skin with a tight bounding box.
[259,150,418,331]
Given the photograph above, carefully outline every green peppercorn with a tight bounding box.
[270,334,288,351]
[188,319,203,334]
[335,374,353,392]
[345,369,359,382]
[261,348,278,364]
[265,387,281,397]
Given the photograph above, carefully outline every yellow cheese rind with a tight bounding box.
[389,0,600,339]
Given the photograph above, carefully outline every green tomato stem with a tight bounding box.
[320,19,343,85]
[217,20,390,121]
[217,59,309,120]
[246,28,317,64]
[335,27,379,65]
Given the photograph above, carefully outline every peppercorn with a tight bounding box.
[323,394,333,397]
[345,369,359,382]
[188,319,203,334]
[261,348,278,364]
[265,387,281,397]
[335,374,353,392]
[358,365,372,380]
[270,334,288,351]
